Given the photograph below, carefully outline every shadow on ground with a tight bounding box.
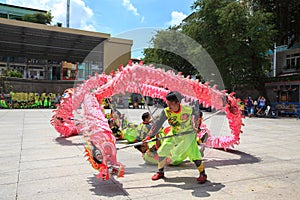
[54,136,84,146]
[204,149,261,168]
[87,174,224,198]
[86,149,258,198]
[87,176,129,197]
[158,178,225,198]
[149,148,261,171]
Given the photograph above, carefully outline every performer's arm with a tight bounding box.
[147,110,167,138]
[192,103,200,130]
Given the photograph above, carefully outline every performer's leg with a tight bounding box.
[158,156,167,171]
[152,137,175,181]
[152,156,166,180]
[194,160,207,184]
[152,139,172,181]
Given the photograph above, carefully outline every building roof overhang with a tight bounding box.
[0,18,110,63]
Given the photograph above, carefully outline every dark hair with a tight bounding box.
[108,118,114,124]
[142,112,150,121]
[166,91,183,103]
[199,110,203,118]
[115,110,121,116]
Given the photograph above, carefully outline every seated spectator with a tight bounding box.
[256,96,266,115]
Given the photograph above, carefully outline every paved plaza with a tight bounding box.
[0,109,299,200]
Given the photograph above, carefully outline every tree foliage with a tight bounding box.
[6,70,23,78]
[22,11,53,25]
[143,30,198,76]
[143,0,276,93]
[184,0,276,91]
[253,0,300,47]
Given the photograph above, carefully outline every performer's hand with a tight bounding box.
[140,136,151,153]
[140,142,149,153]
[143,136,151,142]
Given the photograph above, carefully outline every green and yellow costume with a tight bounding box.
[144,105,202,166]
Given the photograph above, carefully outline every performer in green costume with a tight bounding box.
[134,112,152,152]
[145,91,207,183]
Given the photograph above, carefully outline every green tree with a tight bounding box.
[143,0,276,93]
[143,29,197,76]
[7,70,23,78]
[22,11,53,25]
[182,0,276,92]
[253,0,300,47]
[143,29,224,86]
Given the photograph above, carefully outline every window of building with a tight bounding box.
[286,53,300,70]
[0,13,8,18]
[78,69,84,78]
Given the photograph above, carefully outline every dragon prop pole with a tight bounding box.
[117,110,222,150]
[117,130,194,150]
[134,79,155,120]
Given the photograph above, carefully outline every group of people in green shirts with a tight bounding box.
[0,92,61,109]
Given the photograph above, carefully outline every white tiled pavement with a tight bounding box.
[0,109,299,200]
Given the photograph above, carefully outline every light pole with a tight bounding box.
[273,43,277,77]
[67,0,70,28]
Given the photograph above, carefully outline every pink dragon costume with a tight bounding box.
[50,61,244,180]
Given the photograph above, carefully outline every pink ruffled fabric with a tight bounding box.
[50,74,108,137]
[50,62,244,179]
[96,64,243,150]
[82,95,124,179]
[197,123,211,139]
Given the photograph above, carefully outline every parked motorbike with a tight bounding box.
[256,105,278,118]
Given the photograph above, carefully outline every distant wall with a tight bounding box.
[0,76,81,94]
[103,37,133,73]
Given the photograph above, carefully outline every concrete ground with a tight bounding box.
[0,109,299,200]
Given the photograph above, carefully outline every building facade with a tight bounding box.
[265,43,300,117]
[0,3,132,85]
[0,2,47,20]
